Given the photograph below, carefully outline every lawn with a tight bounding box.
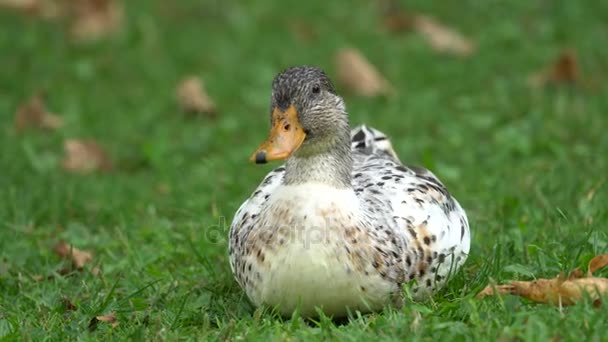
[1,0,607,340]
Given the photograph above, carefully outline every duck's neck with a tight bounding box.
[283,128,353,189]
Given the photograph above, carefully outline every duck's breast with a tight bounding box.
[235,183,396,316]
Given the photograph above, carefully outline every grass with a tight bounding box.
[1,0,608,340]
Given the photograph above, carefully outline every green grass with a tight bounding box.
[1,0,608,340]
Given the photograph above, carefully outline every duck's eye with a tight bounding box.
[312,84,321,94]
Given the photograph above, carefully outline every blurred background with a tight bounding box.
[1,0,607,338]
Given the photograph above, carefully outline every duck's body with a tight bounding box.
[229,67,470,317]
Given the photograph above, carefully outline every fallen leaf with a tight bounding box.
[89,312,118,330]
[384,10,415,33]
[32,274,45,281]
[61,139,112,173]
[14,93,63,131]
[567,267,584,280]
[176,76,216,116]
[0,0,37,13]
[69,0,123,41]
[0,0,65,19]
[53,241,93,269]
[91,266,101,276]
[378,0,415,33]
[528,49,579,88]
[476,281,508,298]
[478,254,608,306]
[1,0,120,38]
[96,312,117,323]
[413,15,476,57]
[589,255,608,275]
[288,20,317,42]
[62,297,77,311]
[334,48,394,97]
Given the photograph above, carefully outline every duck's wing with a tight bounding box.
[350,125,470,291]
[351,125,401,163]
[350,125,448,188]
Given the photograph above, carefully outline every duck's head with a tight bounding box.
[250,66,348,164]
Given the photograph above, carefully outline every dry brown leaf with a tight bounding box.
[587,254,608,275]
[413,15,476,57]
[1,0,120,37]
[14,93,63,131]
[378,0,415,34]
[91,266,101,276]
[567,267,584,280]
[381,1,479,56]
[70,0,123,41]
[528,50,580,88]
[96,312,117,323]
[0,0,65,19]
[384,11,415,33]
[89,312,118,330]
[476,284,500,298]
[334,48,394,97]
[478,254,608,306]
[62,139,112,173]
[288,20,317,42]
[0,0,37,13]
[32,274,45,281]
[53,241,93,269]
[62,297,77,311]
[176,76,216,116]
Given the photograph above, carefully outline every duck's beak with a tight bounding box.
[250,105,306,164]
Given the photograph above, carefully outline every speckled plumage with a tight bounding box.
[229,66,470,317]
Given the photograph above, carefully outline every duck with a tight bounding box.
[229,66,470,317]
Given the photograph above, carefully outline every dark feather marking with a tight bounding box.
[352,129,366,142]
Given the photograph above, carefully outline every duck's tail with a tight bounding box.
[350,125,400,162]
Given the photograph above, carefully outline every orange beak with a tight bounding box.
[250,105,306,164]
